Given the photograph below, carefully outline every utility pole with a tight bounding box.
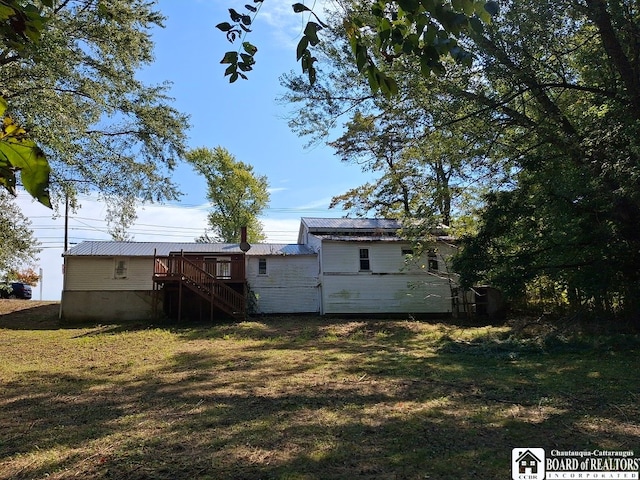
[64,192,69,252]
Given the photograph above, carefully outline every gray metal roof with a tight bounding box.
[247,244,315,256]
[301,217,401,231]
[317,235,457,243]
[64,241,314,257]
[316,235,405,242]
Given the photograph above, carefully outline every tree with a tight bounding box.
[219,0,498,230]
[279,3,496,229]
[321,93,492,227]
[218,0,498,97]
[7,267,40,286]
[0,1,52,207]
[0,0,189,209]
[0,190,40,276]
[255,0,640,320]
[105,194,138,241]
[442,0,640,319]
[186,147,270,243]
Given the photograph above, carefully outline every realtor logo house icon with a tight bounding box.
[518,450,541,474]
[512,448,545,480]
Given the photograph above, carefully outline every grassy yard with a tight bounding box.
[0,300,638,479]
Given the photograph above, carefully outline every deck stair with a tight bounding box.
[153,254,245,321]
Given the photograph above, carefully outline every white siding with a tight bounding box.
[320,241,455,314]
[65,256,154,291]
[321,241,419,273]
[304,233,323,253]
[246,255,319,314]
[322,274,452,314]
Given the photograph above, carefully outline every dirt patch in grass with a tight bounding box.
[0,309,638,479]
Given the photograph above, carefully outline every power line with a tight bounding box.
[27,206,321,245]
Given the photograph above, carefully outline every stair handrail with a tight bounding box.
[176,255,245,316]
[154,256,169,276]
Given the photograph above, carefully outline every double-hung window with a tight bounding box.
[258,258,267,275]
[359,248,370,271]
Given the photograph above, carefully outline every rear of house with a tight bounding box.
[61,218,459,322]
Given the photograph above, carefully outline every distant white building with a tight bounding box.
[60,218,456,322]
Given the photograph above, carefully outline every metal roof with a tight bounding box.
[317,235,457,243]
[247,244,315,256]
[301,217,401,231]
[64,241,315,257]
[315,235,405,242]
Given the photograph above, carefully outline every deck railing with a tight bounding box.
[153,254,245,318]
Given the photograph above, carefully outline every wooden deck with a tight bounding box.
[153,252,246,321]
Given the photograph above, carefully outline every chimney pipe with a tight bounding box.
[239,226,251,252]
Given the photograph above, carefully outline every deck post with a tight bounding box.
[210,290,214,323]
[178,249,184,323]
[178,280,183,323]
[152,248,159,319]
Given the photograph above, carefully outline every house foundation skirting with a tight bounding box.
[61,290,155,323]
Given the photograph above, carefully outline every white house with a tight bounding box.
[60,218,456,322]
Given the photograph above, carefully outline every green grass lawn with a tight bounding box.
[0,301,638,479]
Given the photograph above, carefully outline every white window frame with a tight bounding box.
[258,258,267,275]
[359,248,370,271]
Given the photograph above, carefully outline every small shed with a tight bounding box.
[453,285,506,320]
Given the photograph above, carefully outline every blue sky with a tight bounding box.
[140,0,367,218]
[16,0,373,300]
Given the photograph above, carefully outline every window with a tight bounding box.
[216,261,231,279]
[114,258,128,279]
[204,257,231,279]
[428,250,438,271]
[359,248,370,271]
[258,258,267,275]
